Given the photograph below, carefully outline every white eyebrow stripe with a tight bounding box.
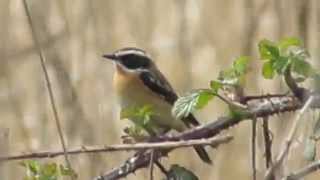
[115,49,146,57]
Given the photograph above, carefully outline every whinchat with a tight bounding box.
[103,47,211,164]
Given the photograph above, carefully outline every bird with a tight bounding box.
[102,47,212,164]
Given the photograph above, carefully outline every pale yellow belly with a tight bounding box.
[113,70,186,133]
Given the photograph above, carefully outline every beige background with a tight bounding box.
[0,0,319,179]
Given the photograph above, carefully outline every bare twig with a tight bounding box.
[262,117,273,168]
[282,159,320,180]
[22,0,72,171]
[264,96,314,180]
[0,136,233,162]
[251,117,257,180]
[155,161,168,177]
[149,150,155,180]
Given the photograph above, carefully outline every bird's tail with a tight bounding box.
[193,145,212,164]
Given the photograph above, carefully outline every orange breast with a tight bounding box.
[112,65,186,131]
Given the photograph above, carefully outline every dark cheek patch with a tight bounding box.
[121,55,150,69]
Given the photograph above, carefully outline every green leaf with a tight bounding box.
[273,56,290,74]
[172,90,214,118]
[120,107,137,120]
[258,39,280,60]
[123,125,146,139]
[233,56,250,75]
[210,80,223,93]
[137,105,154,124]
[262,61,275,79]
[59,165,77,177]
[21,161,76,180]
[21,160,41,175]
[291,58,312,77]
[42,163,58,178]
[166,164,198,180]
[120,105,154,125]
[196,91,214,109]
[217,56,250,87]
[278,37,301,52]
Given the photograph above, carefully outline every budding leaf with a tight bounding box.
[278,37,301,52]
[262,61,274,79]
[259,39,279,60]
[233,56,250,75]
[210,80,223,93]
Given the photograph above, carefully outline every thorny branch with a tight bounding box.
[96,91,320,180]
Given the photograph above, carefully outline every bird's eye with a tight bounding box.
[121,55,150,69]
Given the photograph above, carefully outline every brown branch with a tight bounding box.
[97,93,320,180]
[0,136,232,162]
[149,150,155,180]
[262,117,273,169]
[243,93,288,103]
[251,117,257,180]
[264,96,314,180]
[284,65,308,101]
[282,159,320,180]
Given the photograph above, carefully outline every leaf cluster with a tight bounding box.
[20,160,76,180]
[120,105,155,138]
[172,56,251,119]
[259,37,315,81]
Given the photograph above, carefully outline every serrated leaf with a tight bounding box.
[172,90,214,118]
[303,139,316,161]
[278,37,301,52]
[166,164,198,180]
[262,61,275,79]
[259,39,280,60]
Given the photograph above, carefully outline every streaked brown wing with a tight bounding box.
[139,69,199,127]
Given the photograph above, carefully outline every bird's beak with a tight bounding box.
[102,53,118,61]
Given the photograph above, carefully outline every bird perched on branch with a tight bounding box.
[102,47,212,164]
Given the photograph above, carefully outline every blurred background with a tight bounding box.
[0,0,319,179]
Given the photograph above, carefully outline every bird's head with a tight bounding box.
[102,47,153,72]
